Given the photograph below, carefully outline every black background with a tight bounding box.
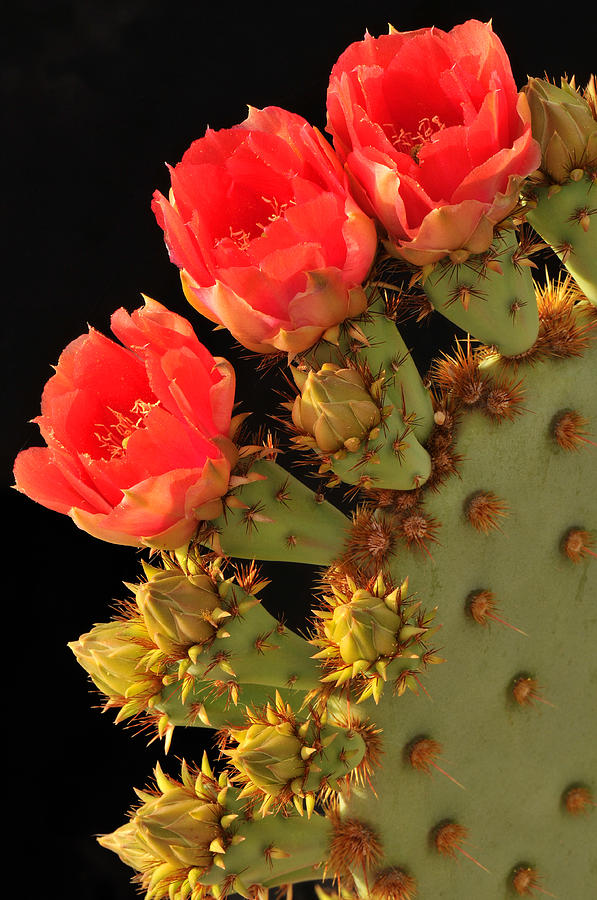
[3,2,593,898]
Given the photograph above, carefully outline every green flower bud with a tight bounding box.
[228,719,306,795]
[98,761,228,900]
[68,619,163,711]
[525,76,597,183]
[292,363,381,453]
[326,590,401,664]
[134,784,222,870]
[312,573,438,703]
[135,570,223,657]
[98,822,154,873]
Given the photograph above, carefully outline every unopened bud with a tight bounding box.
[291,363,381,453]
[326,591,401,664]
[98,822,154,872]
[228,719,305,795]
[68,619,163,709]
[525,76,597,183]
[135,570,222,657]
[98,762,227,896]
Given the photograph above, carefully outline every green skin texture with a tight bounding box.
[178,335,597,896]
[156,679,308,729]
[154,577,320,724]
[205,459,351,565]
[341,339,597,897]
[526,174,597,304]
[422,229,540,356]
[187,579,321,691]
[198,807,333,894]
[328,404,432,492]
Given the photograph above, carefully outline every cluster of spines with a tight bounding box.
[325,788,596,899]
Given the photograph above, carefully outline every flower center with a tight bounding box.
[94,399,159,459]
[385,115,445,162]
[221,195,296,251]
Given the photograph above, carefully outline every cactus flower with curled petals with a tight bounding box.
[291,363,382,453]
[13,298,238,549]
[326,19,541,265]
[152,105,377,354]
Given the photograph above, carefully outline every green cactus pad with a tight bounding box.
[422,229,540,356]
[204,459,351,566]
[298,292,435,491]
[155,679,308,730]
[526,174,597,304]
[187,579,321,691]
[337,334,597,898]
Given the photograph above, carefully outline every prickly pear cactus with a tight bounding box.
[85,263,596,900]
[12,21,596,900]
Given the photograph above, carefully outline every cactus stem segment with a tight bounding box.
[525,173,597,304]
[203,459,352,566]
[420,229,540,356]
[432,822,490,873]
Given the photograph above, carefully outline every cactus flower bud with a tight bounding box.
[135,569,224,658]
[98,822,155,872]
[291,363,381,453]
[99,760,230,900]
[228,719,306,796]
[524,76,597,182]
[133,782,222,870]
[224,693,368,817]
[328,591,401,664]
[68,619,163,717]
[311,572,439,703]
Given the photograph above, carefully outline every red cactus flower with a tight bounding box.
[13,298,237,549]
[326,20,541,265]
[152,105,377,355]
